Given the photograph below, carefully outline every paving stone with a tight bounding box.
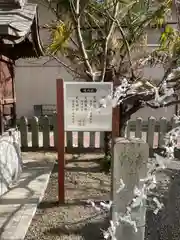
[0,157,54,240]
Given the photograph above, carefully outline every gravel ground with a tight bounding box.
[145,166,180,240]
[23,152,180,240]
[24,153,110,240]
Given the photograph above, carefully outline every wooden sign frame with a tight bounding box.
[56,78,120,203]
[56,79,65,203]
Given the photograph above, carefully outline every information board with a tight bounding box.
[64,82,113,131]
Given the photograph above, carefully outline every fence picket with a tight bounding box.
[78,132,84,147]
[31,116,39,148]
[100,132,104,148]
[90,132,95,147]
[19,116,28,148]
[66,131,73,148]
[135,117,143,138]
[52,113,58,148]
[158,117,167,147]
[147,116,156,148]
[41,116,50,148]
[18,114,179,153]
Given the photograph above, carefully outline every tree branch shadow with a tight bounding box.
[65,165,102,173]
[0,158,53,238]
[44,212,109,240]
[53,158,103,173]
[38,199,88,209]
[65,154,104,164]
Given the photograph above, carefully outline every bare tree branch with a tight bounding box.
[37,0,58,17]
[51,55,84,77]
[125,102,143,118]
[101,1,119,82]
[79,0,91,16]
[167,75,180,83]
[175,0,180,31]
[157,58,178,88]
[106,9,134,79]
[85,11,104,36]
[146,99,180,108]
[72,0,94,79]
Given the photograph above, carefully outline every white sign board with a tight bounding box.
[64,82,113,131]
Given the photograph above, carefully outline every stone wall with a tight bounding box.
[0,129,22,197]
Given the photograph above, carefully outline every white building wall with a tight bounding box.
[15,62,73,117]
[15,0,73,117]
[14,1,177,120]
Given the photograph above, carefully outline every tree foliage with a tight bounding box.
[40,0,180,133]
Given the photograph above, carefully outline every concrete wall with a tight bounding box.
[15,59,72,117]
[0,129,22,197]
[14,1,177,120]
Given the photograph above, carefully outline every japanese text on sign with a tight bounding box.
[64,82,113,131]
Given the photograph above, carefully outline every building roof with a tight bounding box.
[0,0,27,10]
[0,0,44,59]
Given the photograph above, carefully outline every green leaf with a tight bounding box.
[47,22,72,55]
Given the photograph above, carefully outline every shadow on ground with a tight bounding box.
[44,214,109,240]
[145,168,180,240]
[0,157,53,238]
[65,165,102,173]
[38,199,88,209]
[54,156,104,173]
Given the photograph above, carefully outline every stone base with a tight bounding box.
[0,129,22,196]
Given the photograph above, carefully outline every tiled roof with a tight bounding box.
[0,1,44,58]
[0,2,37,43]
[0,0,26,9]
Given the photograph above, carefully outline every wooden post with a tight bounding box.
[56,78,65,203]
[0,101,4,134]
[113,138,148,240]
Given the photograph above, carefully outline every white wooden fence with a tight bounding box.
[18,115,180,153]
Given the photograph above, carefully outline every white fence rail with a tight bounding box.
[18,115,180,152]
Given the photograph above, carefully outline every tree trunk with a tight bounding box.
[119,104,129,137]
[104,68,120,156]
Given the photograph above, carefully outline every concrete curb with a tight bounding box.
[0,159,54,240]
